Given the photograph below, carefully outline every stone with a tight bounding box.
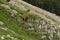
[49,36,52,40]
[6,34,11,38]
[0,21,4,25]
[57,30,60,37]
[28,26,34,31]
[11,10,18,16]
[1,27,8,31]
[39,25,42,29]
[0,35,5,40]
[11,37,14,40]
[22,39,24,40]
[41,35,46,39]
[12,10,18,15]
[48,29,51,33]
[14,38,18,40]
[28,23,33,26]
[35,20,39,23]
[0,4,10,9]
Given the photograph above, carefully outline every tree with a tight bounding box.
[23,0,60,16]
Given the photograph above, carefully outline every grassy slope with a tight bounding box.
[0,4,40,40]
[0,1,60,40]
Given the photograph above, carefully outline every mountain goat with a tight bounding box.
[20,10,32,20]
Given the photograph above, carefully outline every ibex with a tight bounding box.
[20,10,32,20]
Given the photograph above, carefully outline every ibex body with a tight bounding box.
[20,10,32,20]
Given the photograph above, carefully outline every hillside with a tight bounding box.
[23,0,60,16]
[0,0,60,40]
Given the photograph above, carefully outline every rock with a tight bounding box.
[28,27,34,31]
[31,19,34,23]
[48,29,51,33]
[39,25,42,29]
[28,23,33,26]
[11,10,18,16]
[28,26,34,31]
[0,21,4,25]
[50,33,53,38]
[35,20,39,23]
[11,37,14,40]
[14,38,18,40]
[0,4,18,17]
[41,35,46,39]
[22,39,24,40]
[0,35,5,40]
[6,34,11,38]
[0,4,11,10]
[12,10,18,15]
[57,30,60,37]
[0,27,8,31]
[49,36,52,40]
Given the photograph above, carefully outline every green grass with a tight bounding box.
[9,4,27,15]
[0,4,41,40]
[0,2,60,40]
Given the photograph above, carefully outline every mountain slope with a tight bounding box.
[9,0,60,27]
[0,0,60,40]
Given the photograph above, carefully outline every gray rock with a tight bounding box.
[0,21,4,25]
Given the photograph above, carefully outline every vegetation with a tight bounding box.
[0,0,60,40]
[23,0,60,16]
